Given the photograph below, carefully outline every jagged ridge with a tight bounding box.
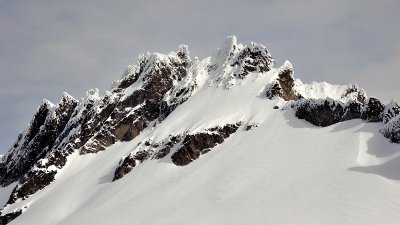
[264,60,398,129]
[0,36,399,224]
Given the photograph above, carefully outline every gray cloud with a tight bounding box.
[1,0,399,153]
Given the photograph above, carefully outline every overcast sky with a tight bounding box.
[1,0,399,154]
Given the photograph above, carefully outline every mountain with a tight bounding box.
[1,36,400,225]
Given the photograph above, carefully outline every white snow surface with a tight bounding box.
[1,66,400,225]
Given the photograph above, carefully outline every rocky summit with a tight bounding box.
[0,36,399,225]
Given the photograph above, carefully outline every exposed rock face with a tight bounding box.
[289,84,368,127]
[276,61,301,101]
[113,150,152,181]
[113,135,183,181]
[113,123,242,181]
[265,61,301,101]
[0,94,78,187]
[153,135,182,160]
[2,38,272,216]
[232,43,275,78]
[208,36,274,87]
[290,86,387,127]
[381,101,400,143]
[4,152,68,206]
[0,46,196,208]
[361,97,385,122]
[82,46,193,153]
[381,115,400,143]
[295,99,364,127]
[382,100,400,123]
[0,209,22,225]
[264,80,282,100]
[263,61,390,128]
[171,123,241,166]
[7,171,56,205]
[1,37,399,224]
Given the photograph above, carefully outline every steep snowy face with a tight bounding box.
[0,44,200,208]
[0,36,277,209]
[0,36,399,225]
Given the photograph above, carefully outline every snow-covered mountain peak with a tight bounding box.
[60,92,76,102]
[41,99,55,109]
[84,88,100,102]
[1,37,400,225]
[177,44,190,60]
[279,60,293,72]
[210,35,240,66]
[207,36,275,88]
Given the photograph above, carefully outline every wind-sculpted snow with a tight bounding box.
[0,36,399,225]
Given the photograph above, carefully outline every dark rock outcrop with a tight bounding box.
[232,43,274,78]
[0,94,78,187]
[265,61,301,101]
[382,100,400,124]
[295,99,364,127]
[263,61,399,144]
[0,46,195,211]
[264,80,282,100]
[113,123,242,181]
[291,84,370,127]
[0,209,22,225]
[7,170,56,205]
[277,62,301,101]
[263,62,390,128]
[113,135,182,181]
[2,37,399,223]
[113,150,152,181]
[5,151,69,205]
[153,135,181,160]
[381,101,400,143]
[171,123,241,166]
[83,46,192,152]
[361,97,384,122]
[381,117,400,143]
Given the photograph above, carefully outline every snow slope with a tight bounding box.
[1,70,400,225]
